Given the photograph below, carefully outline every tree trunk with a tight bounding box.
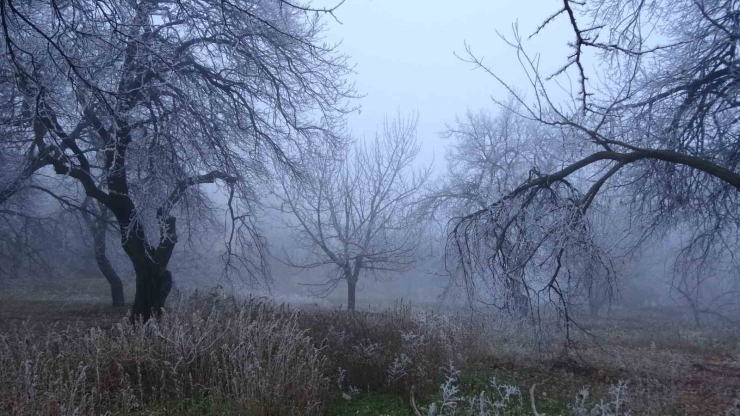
[129,257,172,322]
[505,277,529,318]
[347,279,356,312]
[689,302,703,328]
[346,258,363,312]
[92,223,125,307]
[82,198,125,307]
[123,217,175,323]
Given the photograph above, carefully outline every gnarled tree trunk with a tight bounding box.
[506,277,529,318]
[121,215,176,322]
[128,256,172,322]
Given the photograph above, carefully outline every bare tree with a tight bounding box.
[430,101,556,316]
[0,0,355,321]
[448,0,740,330]
[428,100,616,318]
[438,105,558,206]
[277,114,430,311]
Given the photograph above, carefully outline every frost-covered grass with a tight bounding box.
[1,289,739,415]
[1,294,329,415]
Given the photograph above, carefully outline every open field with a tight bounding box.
[1,279,739,415]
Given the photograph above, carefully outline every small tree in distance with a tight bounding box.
[277,113,431,311]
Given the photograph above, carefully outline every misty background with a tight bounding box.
[0,0,724,317]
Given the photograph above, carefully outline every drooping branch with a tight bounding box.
[459,147,740,226]
[445,0,740,336]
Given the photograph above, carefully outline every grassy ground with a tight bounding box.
[1,278,739,415]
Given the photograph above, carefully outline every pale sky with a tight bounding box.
[321,0,576,173]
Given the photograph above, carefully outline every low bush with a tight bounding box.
[299,300,494,398]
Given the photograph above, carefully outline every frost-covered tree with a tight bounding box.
[430,101,556,316]
[0,0,355,320]
[449,0,740,326]
[277,114,430,311]
[431,100,616,318]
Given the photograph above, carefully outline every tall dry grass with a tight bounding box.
[2,291,737,415]
[0,294,329,415]
[299,301,487,397]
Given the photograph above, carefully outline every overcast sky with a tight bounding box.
[320,0,576,174]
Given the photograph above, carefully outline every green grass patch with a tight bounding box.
[124,392,302,416]
[333,392,411,416]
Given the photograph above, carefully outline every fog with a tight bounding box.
[4,2,740,413]
[1,0,739,326]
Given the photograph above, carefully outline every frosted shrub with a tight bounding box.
[570,381,630,416]
[353,339,383,359]
[424,364,525,416]
[725,398,740,416]
[387,353,412,384]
